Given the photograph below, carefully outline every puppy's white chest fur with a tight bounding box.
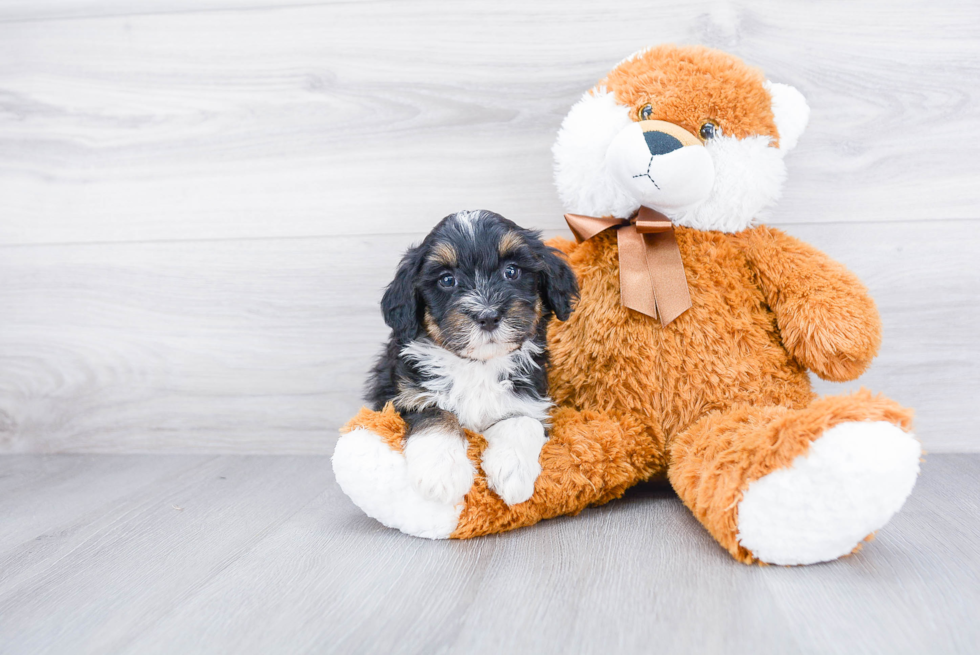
[401,340,552,433]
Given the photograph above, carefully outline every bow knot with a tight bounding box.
[564,206,692,325]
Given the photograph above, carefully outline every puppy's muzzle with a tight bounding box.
[605,119,715,213]
[475,309,502,332]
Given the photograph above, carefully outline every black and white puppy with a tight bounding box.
[366,210,578,507]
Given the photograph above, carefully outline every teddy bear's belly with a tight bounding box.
[546,230,812,446]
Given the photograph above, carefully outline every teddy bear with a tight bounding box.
[332,44,922,565]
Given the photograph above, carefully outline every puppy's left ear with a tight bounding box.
[533,242,579,322]
[766,81,810,153]
[381,243,425,341]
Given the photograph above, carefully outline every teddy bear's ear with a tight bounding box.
[765,82,810,153]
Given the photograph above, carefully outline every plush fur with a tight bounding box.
[553,44,807,231]
[339,390,916,554]
[334,45,921,565]
[333,426,463,538]
[736,420,921,565]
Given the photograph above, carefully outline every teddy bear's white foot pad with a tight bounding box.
[332,428,462,539]
[736,421,921,565]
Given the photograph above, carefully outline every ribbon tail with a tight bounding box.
[616,225,658,318]
[564,213,627,243]
[642,227,692,325]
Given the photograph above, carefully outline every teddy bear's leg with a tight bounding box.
[332,407,464,539]
[667,390,921,565]
[333,405,662,539]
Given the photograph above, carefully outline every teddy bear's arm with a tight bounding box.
[734,225,882,382]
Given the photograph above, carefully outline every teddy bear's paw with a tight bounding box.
[736,421,921,565]
[403,426,476,506]
[332,428,463,539]
[780,298,881,383]
[481,417,547,506]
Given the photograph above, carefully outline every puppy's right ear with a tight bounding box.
[381,243,425,342]
[526,236,579,322]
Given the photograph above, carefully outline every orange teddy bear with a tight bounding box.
[333,45,921,565]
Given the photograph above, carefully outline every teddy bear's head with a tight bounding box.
[553,44,810,232]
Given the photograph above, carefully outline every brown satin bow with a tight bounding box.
[564,206,692,325]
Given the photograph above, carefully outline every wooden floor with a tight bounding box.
[0,454,977,654]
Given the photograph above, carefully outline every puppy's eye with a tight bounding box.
[638,104,653,121]
[699,121,720,140]
[438,273,456,288]
[503,264,521,281]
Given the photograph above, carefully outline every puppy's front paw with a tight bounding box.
[404,427,475,505]
[481,417,547,506]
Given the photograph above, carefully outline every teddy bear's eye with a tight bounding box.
[638,104,653,121]
[699,121,721,140]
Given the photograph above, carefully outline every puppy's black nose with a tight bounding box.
[476,310,502,332]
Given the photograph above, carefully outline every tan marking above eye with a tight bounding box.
[428,242,458,267]
[498,231,524,257]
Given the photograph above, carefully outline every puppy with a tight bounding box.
[366,210,578,507]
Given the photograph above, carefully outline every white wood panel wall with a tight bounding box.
[1,0,977,453]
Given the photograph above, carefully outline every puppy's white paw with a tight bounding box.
[481,417,547,506]
[404,427,476,505]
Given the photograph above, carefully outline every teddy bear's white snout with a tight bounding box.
[605,122,715,213]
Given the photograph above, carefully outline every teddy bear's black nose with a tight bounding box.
[644,130,683,157]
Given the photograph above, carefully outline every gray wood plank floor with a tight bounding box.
[1,454,977,655]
